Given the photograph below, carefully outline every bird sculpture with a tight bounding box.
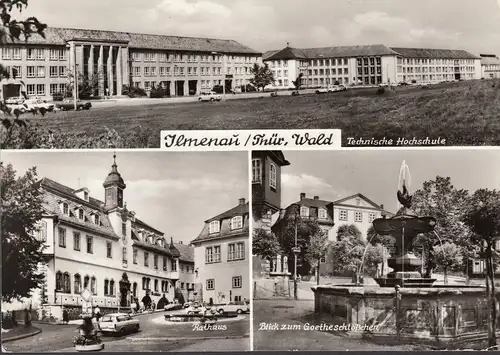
[397,182,412,209]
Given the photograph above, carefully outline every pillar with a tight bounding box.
[169,80,175,97]
[122,46,129,87]
[98,45,104,97]
[79,45,84,74]
[107,45,114,96]
[116,47,122,96]
[88,45,94,80]
[183,80,189,96]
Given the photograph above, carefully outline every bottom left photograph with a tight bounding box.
[1,150,250,352]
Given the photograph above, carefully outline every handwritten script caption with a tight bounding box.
[161,130,341,151]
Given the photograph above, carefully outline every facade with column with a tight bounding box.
[263,44,481,89]
[19,155,193,321]
[0,26,261,99]
[191,198,250,305]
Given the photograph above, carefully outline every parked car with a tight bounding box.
[24,99,55,113]
[198,92,222,102]
[55,98,92,111]
[331,85,347,92]
[216,301,249,314]
[99,313,140,335]
[315,87,330,94]
[6,102,29,114]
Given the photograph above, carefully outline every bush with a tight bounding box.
[376,87,386,95]
[149,86,168,98]
[122,85,147,98]
[52,92,64,101]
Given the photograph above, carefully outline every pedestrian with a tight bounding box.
[62,307,69,324]
[131,301,137,314]
[94,306,101,322]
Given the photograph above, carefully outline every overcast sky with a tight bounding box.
[2,151,248,244]
[18,0,500,55]
[280,149,500,213]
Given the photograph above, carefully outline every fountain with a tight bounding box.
[311,161,498,348]
[72,313,104,352]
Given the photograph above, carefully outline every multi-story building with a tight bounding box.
[28,154,193,321]
[0,26,261,99]
[263,44,481,89]
[191,198,249,305]
[174,242,195,302]
[480,54,500,79]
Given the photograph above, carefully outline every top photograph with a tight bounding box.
[0,0,499,149]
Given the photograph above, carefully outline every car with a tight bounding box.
[315,87,329,94]
[185,304,208,315]
[6,102,28,114]
[198,92,222,102]
[331,84,347,92]
[24,99,55,113]
[216,301,249,314]
[55,98,92,111]
[99,313,140,335]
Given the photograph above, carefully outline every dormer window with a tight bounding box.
[269,163,277,189]
[94,214,100,225]
[84,191,89,201]
[62,202,69,215]
[319,208,327,219]
[209,221,220,234]
[78,208,84,220]
[300,206,309,217]
[231,216,243,230]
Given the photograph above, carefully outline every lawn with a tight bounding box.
[2,79,499,148]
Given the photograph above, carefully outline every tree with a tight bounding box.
[411,176,472,277]
[252,228,282,261]
[337,224,363,241]
[249,63,274,91]
[433,242,463,284]
[1,162,46,303]
[330,224,365,283]
[67,70,100,99]
[462,188,500,347]
[367,226,395,276]
[304,230,329,284]
[292,73,303,90]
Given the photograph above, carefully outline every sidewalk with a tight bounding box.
[1,325,42,343]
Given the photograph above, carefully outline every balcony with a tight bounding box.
[164,271,179,280]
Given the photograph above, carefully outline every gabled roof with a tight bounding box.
[294,198,331,209]
[205,202,249,223]
[390,47,480,60]
[252,151,290,166]
[265,47,308,61]
[480,55,500,65]
[134,217,164,236]
[5,27,261,55]
[332,193,382,209]
[174,243,194,263]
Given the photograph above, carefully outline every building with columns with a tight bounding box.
[23,155,194,321]
[191,198,250,305]
[263,44,481,89]
[0,27,261,99]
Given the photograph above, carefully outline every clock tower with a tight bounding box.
[103,154,126,210]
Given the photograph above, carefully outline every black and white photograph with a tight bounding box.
[1,150,250,352]
[252,149,500,351]
[0,0,499,148]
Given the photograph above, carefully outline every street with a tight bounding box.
[3,311,250,352]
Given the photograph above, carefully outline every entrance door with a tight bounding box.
[176,81,184,96]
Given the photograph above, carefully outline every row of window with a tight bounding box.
[208,216,243,234]
[55,272,112,295]
[60,202,101,224]
[2,65,68,79]
[137,278,194,294]
[132,52,258,65]
[397,58,476,65]
[298,206,378,223]
[1,47,67,61]
[205,242,245,264]
[206,276,242,290]
[483,65,500,71]
[397,66,476,74]
[132,66,252,77]
[303,77,350,86]
[397,74,474,81]
[251,159,277,188]
[267,58,350,68]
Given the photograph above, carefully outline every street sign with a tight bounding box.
[292,247,301,254]
[81,288,92,302]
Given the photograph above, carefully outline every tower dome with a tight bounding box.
[103,153,126,189]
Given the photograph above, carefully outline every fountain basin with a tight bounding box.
[164,313,238,323]
[75,343,104,352]
[311,284,500,347]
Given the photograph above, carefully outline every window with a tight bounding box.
[106,241,112,258]
[59,66,67,77]
[232,276,242,288]
[206,279,215,290]
[171,259,177,271]
[339,209,348,221]
[73,232,81,251]
[86,236,93,254]
[144,252,149,267]
[78,208,84,220]
[205,245,221,263]
[319,209,327,219]
[74,274,81,294]
[27,48,36,60]
[163,256,167,271]
[109,280,115,296]
[154,279,159,292]
[252,159,262,183]
[12,66,21,78]
[36,84,45,96]
[49,66,58,78]
[228,242,245,261]
[94,215,100,225]
[269,163,277,189]
[181,282,185,290]
[36,221,48,242]
[154,254,158,269]
[91,277,97,295]
[27,66,35,78]
[36,48,44,60]
[368,213,376,223]
[320,256,326,263]
[122,247,127,264]
[231,216,243,230]
[83,275,90,289]
[133,248,138,264]
[355,211,362,222]
[37,66,45,78]
[122,222,126,236]
[300,206,309,217]
[209,220,220,234]
[58,227,66,247]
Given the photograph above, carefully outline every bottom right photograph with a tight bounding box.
[251,149,500,351]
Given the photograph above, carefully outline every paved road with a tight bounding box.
[3,310,249,352]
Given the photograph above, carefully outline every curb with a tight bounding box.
[127,334,250,342]
[1,327,42,343]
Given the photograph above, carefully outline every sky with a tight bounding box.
[16,0,500,55]
[2,150,248,244]
[280,149,500,213]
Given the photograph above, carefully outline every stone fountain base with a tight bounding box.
[311,284,500,348]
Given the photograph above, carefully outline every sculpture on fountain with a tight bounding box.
[373,161,437,287]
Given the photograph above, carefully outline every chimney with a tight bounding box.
[380,204,384,210]
[300,193,306,200]
[314,196,319,200]
[239,198,246,206]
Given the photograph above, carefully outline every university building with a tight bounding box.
[263,44,481,88]
[191,198,250,305]
[28,155,194,320]
[480,54,500,79]
[0,26,261,99]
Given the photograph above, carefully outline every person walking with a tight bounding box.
[94,306,101,322]
[62,307,69,324]
[130,300,137,314]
